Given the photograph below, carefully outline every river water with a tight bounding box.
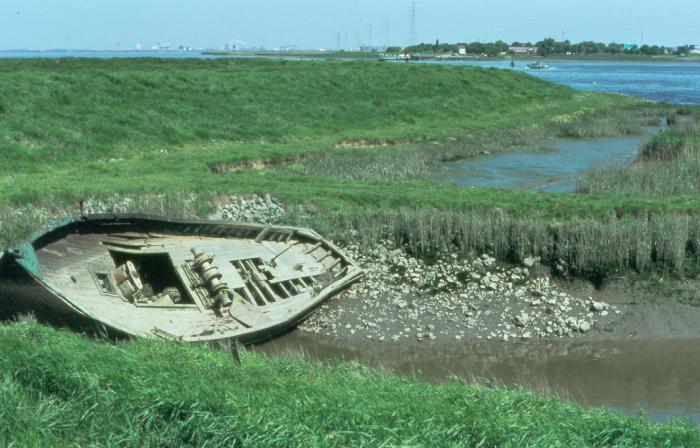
[416,59,700,105]
[257,333,700,423]
[437,134,647,192]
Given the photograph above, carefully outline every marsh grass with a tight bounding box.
[3,193,699,279]
[284,207,700,278]
[579,158,700,196]
[289,145,440,181]
[578,110,700,195]
[555,105,660,138]
[0,59,695,280]
[1,322,698,447]
[0,58,647,205]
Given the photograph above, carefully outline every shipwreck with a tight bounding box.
[0,214,363,343]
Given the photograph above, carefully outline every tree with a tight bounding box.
[536,38,556,56]
[606,43,624,54]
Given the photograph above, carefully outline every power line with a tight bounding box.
[409,3,417,45]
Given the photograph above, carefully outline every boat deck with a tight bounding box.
[34,227,354,341]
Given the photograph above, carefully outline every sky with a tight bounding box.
[1,0,698,51]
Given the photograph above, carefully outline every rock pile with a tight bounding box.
[210,194,285,224]
[81,194,143,214]
[300,241,620,343]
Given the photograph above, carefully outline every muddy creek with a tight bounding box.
[256,333,700,423]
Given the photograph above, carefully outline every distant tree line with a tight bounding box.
[397,38,684,57]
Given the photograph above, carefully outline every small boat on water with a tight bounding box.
[527,61,550,70]
[0,214,363,343]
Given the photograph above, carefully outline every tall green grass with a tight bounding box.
[578,110,700,196]
[3,192,699,280]
[1,322,698,447]
[579,159,700,196]
[285,207,700,279]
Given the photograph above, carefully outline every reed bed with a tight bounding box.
[578,111,700,196]
[3,196,698,279]
[579,158,700,195]
[555,105,662,138]
[638,128,700,162]
[286,207,700,278]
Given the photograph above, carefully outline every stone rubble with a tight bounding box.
[299,241,619,343]
[209,194,286,225]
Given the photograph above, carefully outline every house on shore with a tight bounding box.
[508,46,538,54]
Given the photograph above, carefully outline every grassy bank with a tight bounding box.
[1,322,698,447]
[0,57,632,203]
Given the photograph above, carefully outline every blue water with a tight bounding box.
[416,59,700,105]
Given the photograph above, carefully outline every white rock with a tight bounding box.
[590,301,608,312]
[515,313,531,327]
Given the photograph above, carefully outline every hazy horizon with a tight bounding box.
[1,0,698,51]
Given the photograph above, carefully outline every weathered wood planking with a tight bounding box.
[0,214,363,343]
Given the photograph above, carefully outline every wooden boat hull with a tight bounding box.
[0,214,363,343]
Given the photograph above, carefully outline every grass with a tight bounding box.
[288,107,660,182]
[0,57,633,204]
[578,110,700,196]
[284,207,699,281]
[1,322,698,447]
[2,193,698,283]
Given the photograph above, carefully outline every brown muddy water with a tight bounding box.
[255,332,700,424]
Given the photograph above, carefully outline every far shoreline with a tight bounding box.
[202,50,700,63]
